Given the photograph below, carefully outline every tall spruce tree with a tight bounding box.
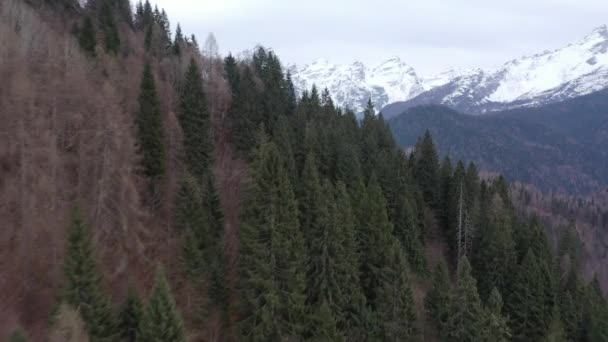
[239,132,307,341]
[118,287,144,342]
[413,130,439,207]
[507,249,552,342]
[136,62,165,182]
[173,24,184,55]
[178,58,213,183]
[333,182,368,340]
[375,241,418,341]
[140,268,186,342]
[62,209,117,342]
[544,305,567,342]
[445,257,486,342]
[78,16,97,56]
[483,287,511,342]
[358,175,394,308]
[394,193,425,272]
[473,195,516,301]
[425,262,451,338]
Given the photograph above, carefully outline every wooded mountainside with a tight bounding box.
[1,1,608,341]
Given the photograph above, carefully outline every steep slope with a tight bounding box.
[388,90,608,194]
[288,57,425,112]
[384,25,608,117]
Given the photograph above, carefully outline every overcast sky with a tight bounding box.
[151,0,607,75]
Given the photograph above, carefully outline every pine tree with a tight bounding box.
[375,241,417,341]
[560,290,582,341]
[224,54,240,94]
[118,287,144,342]
[473,195,516,301]
[445,257,485,342]
[310,300,343,342]
[62,209,117,342]
[425,262,451,337]
[284,71,297,116]
[173,24,184,55]
[230,66,261,155]
[581,277,608,341]
[438,156,453,229]
[413,130,439,207]
[358,176,394,308]
[178,58,212,184]
[393,193,425,272]
[99,2,120,54]
[239,132,307,340]
[359,99,379,179]
[140,268,186,342]
[136,62,165,183]
[78,16,97,56]
[134,1,144,29]
[483,287,511,342]
[543,305,567,342]
[507,249,552,342]
[333,182,367,340]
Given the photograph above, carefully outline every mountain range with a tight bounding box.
[289,25,608,116]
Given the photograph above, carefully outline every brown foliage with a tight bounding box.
[511,182,608,292]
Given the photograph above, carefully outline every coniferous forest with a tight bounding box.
[1,0,608,341]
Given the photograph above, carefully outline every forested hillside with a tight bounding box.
[388,97,608,194]
[1,1,608,341]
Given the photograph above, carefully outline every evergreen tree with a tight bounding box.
[358,176,394,308]
[438,156,453,229]
[140,268,186,342]
[445,257,485,342]
[224,54,240,94]
[483,287,511,342]
[333,182,368,340]
[581,277,608,341]
[78,16,97,56]
[507,249,552,342]
[134,1,145,29]
[284,71,297,116]
[543,305,567,342]
[178,58,212,184]
[413,130,439,207]
[136,62,165,183]
[393,193,425,272]
[62,209,117,342]
[560,290,582,341]
[425,262,451,337]
[375,241,417,341]
[310,300,343,342]
[99,2,120,54]
[239,133,307,340]
[230,66,261,155]
[473,195,516,301]
[173,24,184,55]
[118,287,144,342]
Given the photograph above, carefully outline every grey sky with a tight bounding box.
[151,0,607,75]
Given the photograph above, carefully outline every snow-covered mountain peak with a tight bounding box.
[291,25,608,115]
[290,57,425,112]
